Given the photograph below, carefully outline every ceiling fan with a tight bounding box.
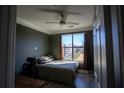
[40,9,79,25]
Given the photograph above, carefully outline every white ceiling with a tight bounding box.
[17,5,95,34]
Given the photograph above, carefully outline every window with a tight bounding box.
[62,33,84,63]
[62,34,73,60]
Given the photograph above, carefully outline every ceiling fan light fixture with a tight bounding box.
[60,20,66,25]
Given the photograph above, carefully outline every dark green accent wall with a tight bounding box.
[16,24,50,74]
[50,34,61,59]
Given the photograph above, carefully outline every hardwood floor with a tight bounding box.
[15,75,46,88]
[75,73,97,88]
[15,70,98,88]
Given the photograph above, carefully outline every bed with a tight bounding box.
[36,60,79,87]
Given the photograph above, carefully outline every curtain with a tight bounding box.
[84,31,94,71]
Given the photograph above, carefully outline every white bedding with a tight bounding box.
[37,60,79,72]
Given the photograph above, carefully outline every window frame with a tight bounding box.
[61,32,85,62]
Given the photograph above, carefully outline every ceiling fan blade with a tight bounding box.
[66,22,79,25]
[41,9,63,14]
[45,22,79,25]
[40,9,82,15]
[45,22,59,24]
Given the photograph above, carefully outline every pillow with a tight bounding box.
[36,55,54,64]
[42,55,54,61]
[36,57,46,64]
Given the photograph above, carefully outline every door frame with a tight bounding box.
[0,6,16,88]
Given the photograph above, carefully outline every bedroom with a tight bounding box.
[15,5,94,88]
[0,5,124,88]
